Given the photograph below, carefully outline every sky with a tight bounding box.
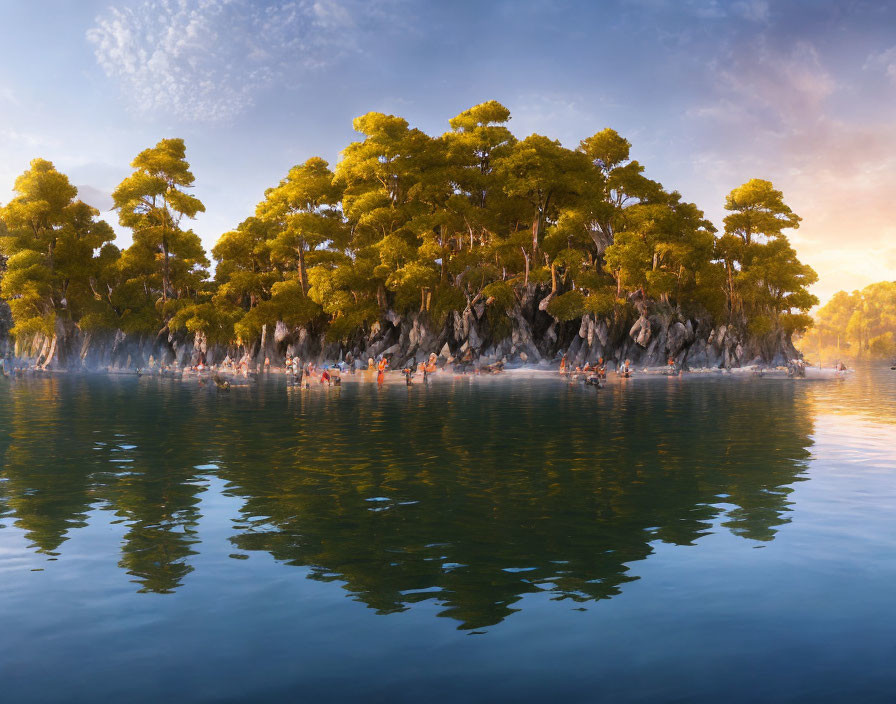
[1,0,894,304]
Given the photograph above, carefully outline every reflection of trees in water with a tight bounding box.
[219,379,813,629]
[0,379,97,554]
[88,379,212,594]
[0,377,813,625]
[0,377,210,592]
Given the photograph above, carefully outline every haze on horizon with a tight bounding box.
[1,0,894,304]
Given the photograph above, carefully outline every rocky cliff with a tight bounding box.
[1,286,800,371]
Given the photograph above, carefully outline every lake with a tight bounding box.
[1,366,894,703]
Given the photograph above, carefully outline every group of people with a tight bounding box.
[284,355,343,388]
[558,355,691,385]
[559,355,613,386]
[402,354,437,385]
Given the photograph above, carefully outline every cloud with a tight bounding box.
[864,45,896,84]
[685,37,896,302]
[0,129,59,150]
[75,184,115,213]
[731,0,769,23]
[703,40,836,130]
[0,86,20,107]
[86,0,395,122]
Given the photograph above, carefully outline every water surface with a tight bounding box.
[1,366,894,702]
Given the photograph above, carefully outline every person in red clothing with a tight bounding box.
[377,357,388,384]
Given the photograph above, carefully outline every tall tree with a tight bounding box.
[497,134,592,260]
[112,139,207,307]
[257,157,344,297]
[723,178,801,247]
[334,112,431,314]
[576,128,664,256]
[0,159,115,362]
[719,179,816,333]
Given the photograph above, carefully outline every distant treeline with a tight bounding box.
[0,101,817,358]
[800,281,896,359]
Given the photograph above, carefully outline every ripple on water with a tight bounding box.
[0,366,894,702]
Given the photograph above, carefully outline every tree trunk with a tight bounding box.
[726,262,735,317]
[531,215,540,256]
[162,237,170,304]
[258,324,268,365]
[521,247,530,288]
[297,240,308,296]
[439,225,447,283]
[43,334,57,369]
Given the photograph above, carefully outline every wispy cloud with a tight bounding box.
[87,0,396,122]
[701,40,836,130]
[731,0,769,23]
[864,45,896,84]
[0,86,21,107]
[685,36,896,300]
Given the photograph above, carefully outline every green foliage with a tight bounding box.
[780,312,814,335]
[0,159,116,339]
[429,285,466,328]
[714,181,817,333]
[584,291,617,317]
[748,315,773,337]
[1,108,822,354]
[802,281,896,357]
[111,138,208,326]
[723,179,801,246]
[547,291,586,322]
[170,300,242,344]
[482,281,515,310]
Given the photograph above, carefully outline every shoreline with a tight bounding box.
[2,363,854,385]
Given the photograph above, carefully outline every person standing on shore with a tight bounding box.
[377,357,387,385]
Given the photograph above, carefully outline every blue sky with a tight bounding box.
[2,0,895,301]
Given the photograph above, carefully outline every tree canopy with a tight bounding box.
[0,159,115,342]
[0,102,820,361]
[800,281,896,358]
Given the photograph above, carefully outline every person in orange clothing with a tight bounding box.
[377,356,388,384]
[423,353,437,382]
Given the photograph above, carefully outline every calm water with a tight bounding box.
[1,366,894,703]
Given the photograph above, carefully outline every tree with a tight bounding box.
[723,178,801,247]
[334,112,432,316]
[806,281,896,356]
[719,179,815,333]
[258,157,344,297]
[0,159,115,363]
[576,128,664,256]
[112,139,207,309]
[1,108,825,363]
[497,134,592,259]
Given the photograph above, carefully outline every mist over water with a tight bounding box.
[1,366,894,703]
